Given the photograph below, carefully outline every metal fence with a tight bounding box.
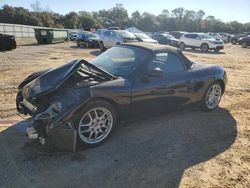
[0,23,72,45]
[0,23,35,38]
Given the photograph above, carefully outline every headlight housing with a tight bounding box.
[35,102,62,121]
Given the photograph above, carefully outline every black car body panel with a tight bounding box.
[238,36,250,46]
[152,33,179,47]
[16,43,227,151]
[76,33,100,48]
[0,33,16,51]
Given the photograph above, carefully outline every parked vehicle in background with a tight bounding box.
[219,33,232,43]
[169,31,188,39]
[76,32,100,48]
[152,33,179,47]
[179,33,224,52]
[231,32,250,44]
[238,36,250,48]
[134,33,158,43]
[0,33,16,51]
[69,31,78,41]
[96,29,107,37]
[99,30,137,51]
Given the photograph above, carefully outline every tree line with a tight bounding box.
[0,4,249,34]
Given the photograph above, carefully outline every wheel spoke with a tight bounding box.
[94,110,99,118]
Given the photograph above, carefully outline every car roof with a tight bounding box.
[119,42,180,54]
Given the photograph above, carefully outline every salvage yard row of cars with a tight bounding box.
[71,29,250,52]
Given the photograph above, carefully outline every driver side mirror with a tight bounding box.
[147,67,163,77]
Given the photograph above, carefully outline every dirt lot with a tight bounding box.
[0,42,249,187]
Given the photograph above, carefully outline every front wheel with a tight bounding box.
[242,42,247,48]
[200,43,209,52]
[179,42,185,50]
[214,48,220,53]
[202,82,222,111]
[75,100,117,147]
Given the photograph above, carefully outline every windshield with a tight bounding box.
[115,31,136,39]
[85,33,98,38]
[199,33,214,39]
[163,34,175,39]
[135,33,151,39]
[91,46,151,77]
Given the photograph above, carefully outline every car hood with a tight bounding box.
[22,59,115,100]
[22,60,84,99]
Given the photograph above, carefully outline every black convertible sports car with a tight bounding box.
[16,43,227,151]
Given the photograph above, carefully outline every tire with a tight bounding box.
[242,42,247,48]
[232,39,237,45]
[214,48,220,53]
[201,82,223,111]
[85,41,89,48]
[200,43,209,52]
[100,41,106,51]
[75,100,117,147]
[179,42,185,50]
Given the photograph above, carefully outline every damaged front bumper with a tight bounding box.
[17,89,91,152]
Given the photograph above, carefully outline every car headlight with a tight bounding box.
[35,102,62,121]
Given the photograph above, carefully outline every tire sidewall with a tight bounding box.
[74,100,117,148]
[201,43,209,52]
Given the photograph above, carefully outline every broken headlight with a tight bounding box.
[35,102,62,120]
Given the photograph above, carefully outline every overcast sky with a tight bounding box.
[1,0,250,23]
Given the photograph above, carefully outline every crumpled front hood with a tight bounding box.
[23,59,85,99]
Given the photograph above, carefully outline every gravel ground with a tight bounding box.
[0,42,249,187]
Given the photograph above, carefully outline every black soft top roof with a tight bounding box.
[119,42,181,54]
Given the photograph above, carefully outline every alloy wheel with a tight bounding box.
[78,107,113,144]
[205,84,222,110]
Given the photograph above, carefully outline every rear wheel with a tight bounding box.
[75,100,117,147]
[179,42,185,50]
[200,43,209,52]
[231,39,237,44]
[242,42,247,48]
[202,82,222,111]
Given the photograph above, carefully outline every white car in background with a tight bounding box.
[99,30,137,51]
[179,33,224,52]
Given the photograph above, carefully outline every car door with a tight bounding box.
[191,34,202,47]
[102,31,111,47]
[131,52,193,118]
[108,31,119,47]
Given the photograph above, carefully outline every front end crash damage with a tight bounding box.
[26,87,91,152]
[16,59,115,152]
